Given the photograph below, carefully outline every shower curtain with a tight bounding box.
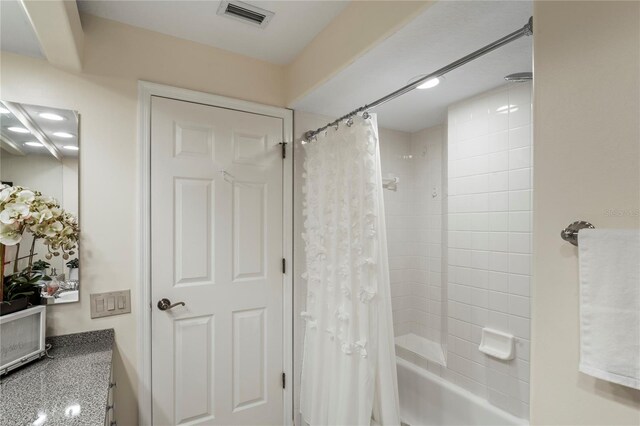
[299,114,400,426]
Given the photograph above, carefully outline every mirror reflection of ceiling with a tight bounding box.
[0,102,78,158]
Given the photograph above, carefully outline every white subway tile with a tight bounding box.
[508,125,531,149]
[509,274,530,297]
[471,232,490,250]
[489,291,509,313]
[489,251,509,272]
[471,306,489,326]
[488,151,509,172]
[488,310,510,331]
[509,233,531,254]
[509,316,531,339]
[487,369,511,395]
[489,213,509,232]
[508,168,531,191]
[444,83,531,416]
[510,358,530,383]
[516,338,530,362]
[487,90,510,133]
[509,253,531,275]
[508,190,532,211]
[470,288,489,309]
[508,84,532,128]
[471,250,489,269]
[509,147,531,170]
[508,294,530,318]
[509,212,532,232]
[470,269,489,289]
[488,272,509,293]
[489,191,509,212]
[488,130,509,153]
[489,171,509,192]
[489,232,509,252]
[470,213,489,231]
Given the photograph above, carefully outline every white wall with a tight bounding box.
[531,2,640,424]
[1,14,285,425]
[445,83,532,419]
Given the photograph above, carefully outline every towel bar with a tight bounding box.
[561,220,595,246]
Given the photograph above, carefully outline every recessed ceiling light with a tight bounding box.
[24,141,43,147]
[63,145,79,151]
[417,77,441,90]
[39,112,65,121]
[8,126,30,134]
[53,132,74,138]
[0,107,9,114]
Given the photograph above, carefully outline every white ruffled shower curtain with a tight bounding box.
[299,114,400,426]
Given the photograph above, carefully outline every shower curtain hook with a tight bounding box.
[363,111,370,119]
[346,117,354,127]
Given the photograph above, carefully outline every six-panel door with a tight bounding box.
[151,96,284,425]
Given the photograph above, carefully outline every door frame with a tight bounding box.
[137,81,294,425]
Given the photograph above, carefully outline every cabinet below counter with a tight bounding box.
[0,329,115,426]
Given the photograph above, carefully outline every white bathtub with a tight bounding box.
[397,358,527,426]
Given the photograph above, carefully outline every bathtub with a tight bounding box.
[397,358,527,426]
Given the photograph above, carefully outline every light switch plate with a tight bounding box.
[90,290,131,319]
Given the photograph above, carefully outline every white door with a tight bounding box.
[151,96,284,425]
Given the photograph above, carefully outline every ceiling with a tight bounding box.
[77,0,349,64]
[1,102,79,158]
[0,0,43,58]
[292,1,533,133]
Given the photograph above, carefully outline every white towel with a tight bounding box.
[578,228,640,389]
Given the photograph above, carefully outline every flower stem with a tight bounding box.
[13,243,20,273]
[28,236,37,271]
[1,244,5,301]
[12,227,25,273]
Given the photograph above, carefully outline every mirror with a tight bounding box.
[1,101,80,305]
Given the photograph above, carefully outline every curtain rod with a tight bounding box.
[304,16,533,142]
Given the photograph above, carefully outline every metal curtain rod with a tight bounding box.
[304,16,533,141]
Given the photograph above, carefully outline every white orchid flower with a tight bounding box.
[0,186,16,203]
[0,202,30,224]
[30,220,61,237]
[32,208,54,224]
[0,222,23,245]
[15,189,35,204]
[43,221,63,237]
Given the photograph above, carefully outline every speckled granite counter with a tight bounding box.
[0,329,114,426]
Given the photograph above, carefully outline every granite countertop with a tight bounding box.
[0,329,114,426]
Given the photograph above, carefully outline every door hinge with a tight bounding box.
[282,258,286,274]
[279,142,287,159]
[282,372,286,389]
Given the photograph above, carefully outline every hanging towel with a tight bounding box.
[578,228,640,389]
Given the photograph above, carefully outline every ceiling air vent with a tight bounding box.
[217,1,275,28]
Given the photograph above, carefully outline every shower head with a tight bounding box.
[505,72,533,82]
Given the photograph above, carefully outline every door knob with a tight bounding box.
[157,298,186,311]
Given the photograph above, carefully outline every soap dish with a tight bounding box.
[478,328,515,360]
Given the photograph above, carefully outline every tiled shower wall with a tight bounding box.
[379,129,414,336]
[408,126,445,344]
[446,82,532,418]
[381,126,445,346]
